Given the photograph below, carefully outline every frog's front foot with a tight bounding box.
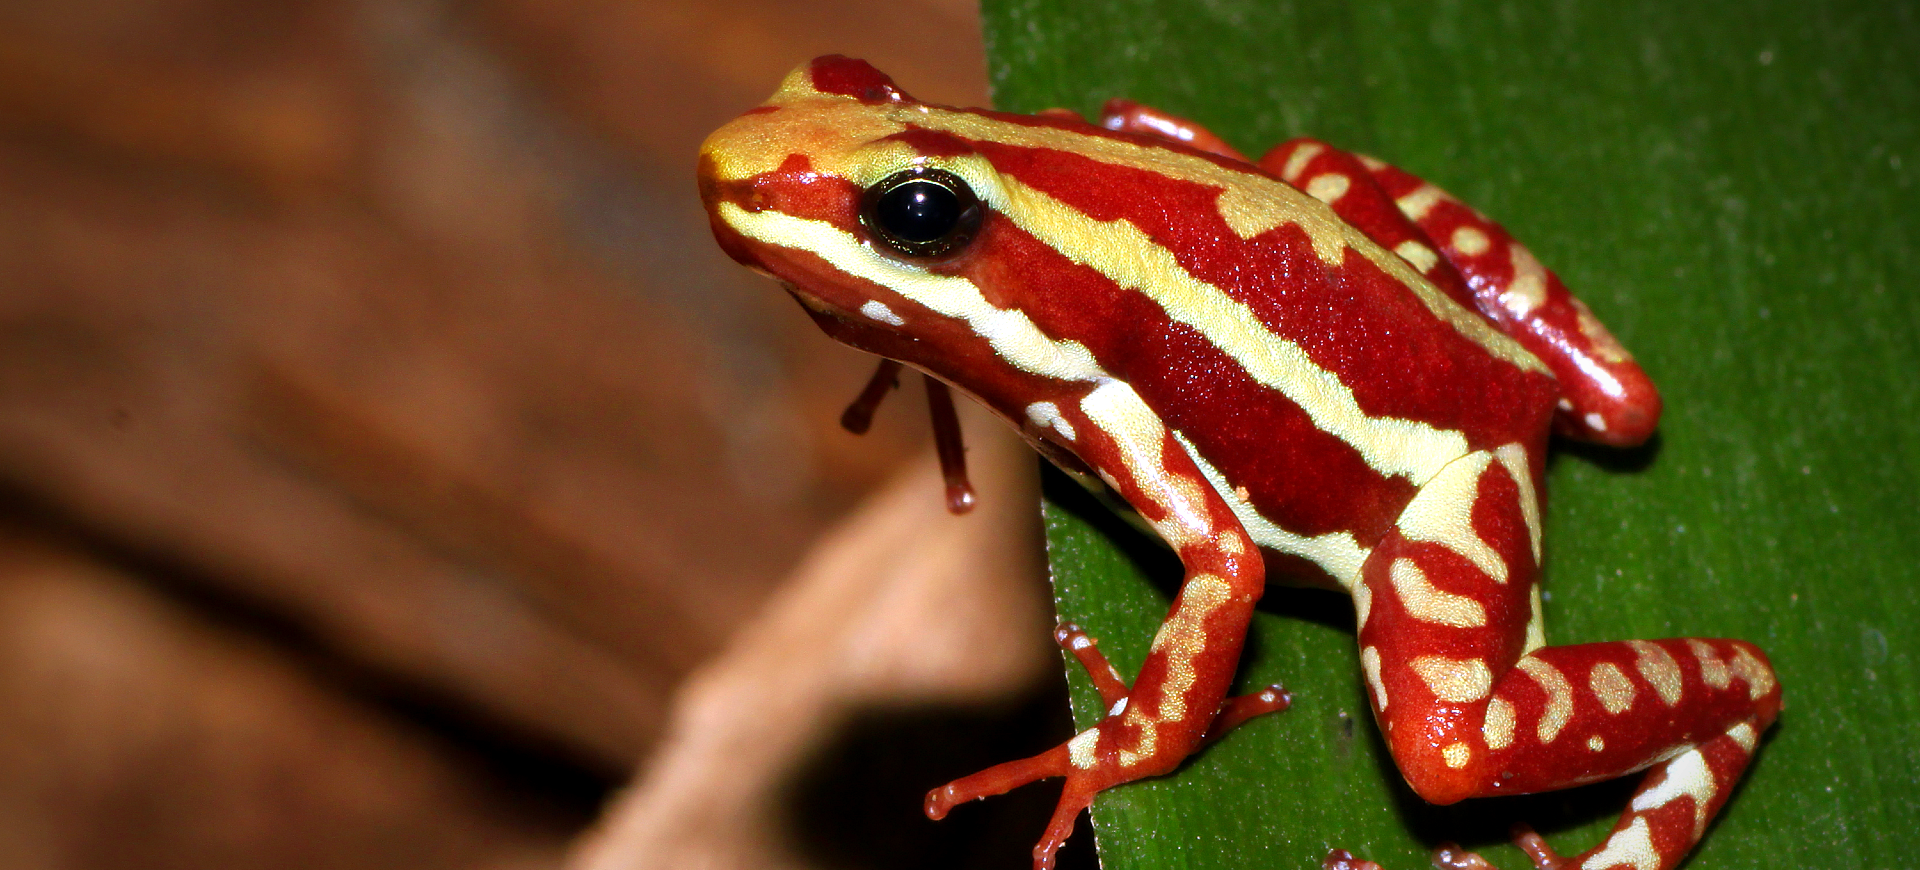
[926,624,1292,870]
[923,732,1120,870]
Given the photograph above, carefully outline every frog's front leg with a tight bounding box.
[1345,445,1780,870]
[924,381,1275,870]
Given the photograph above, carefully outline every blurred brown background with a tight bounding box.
[0,1,1076,868]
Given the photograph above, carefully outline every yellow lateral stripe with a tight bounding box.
[1172,430,1370,585]
[992,173,1472,483]
[715,202,1109,384]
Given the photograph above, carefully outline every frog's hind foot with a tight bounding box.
[1326,824,1568,870]
[1323,849,1385,870]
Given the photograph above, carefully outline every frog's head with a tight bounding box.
[697,56,1064,382]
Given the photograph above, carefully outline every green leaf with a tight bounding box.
[983,0,1920,867]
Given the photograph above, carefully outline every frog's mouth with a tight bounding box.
[785,284,895,354]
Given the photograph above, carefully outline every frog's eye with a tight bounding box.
[860,168,983,260]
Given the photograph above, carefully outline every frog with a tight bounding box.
[695,55,1780,870]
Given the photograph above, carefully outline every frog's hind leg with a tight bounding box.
[1261,139,1662,447]
[1340,445,1780,869]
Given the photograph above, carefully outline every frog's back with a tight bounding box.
[943,121,1559,554]
[700,55,1560,568]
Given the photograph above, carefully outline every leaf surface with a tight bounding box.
[983,0,1920,866]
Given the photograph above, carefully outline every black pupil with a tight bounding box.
[876,180,961,243]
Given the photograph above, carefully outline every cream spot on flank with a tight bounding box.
[1728,722,1758,752]
[1729,646,1777,700]
[1483,697,1515,750]
[1688,639,1732,689]
[1442,742,1472,769]
[1516,657,1573,743]
[1500,244,1551,318]
[859,299,904,325]
[1068,728,1100,769]
[1580,817,1659,870]
[1361,646,1389,711]
[1629,640,1684,706]
[1573,298,1633,364]
[1584,412,1608,433]
[1587,734,1606,752]
[1305,172,1352,204]
[1450,225,1491,256]
[1352,573,1375,629]
[1589,662,1636,714]
[1173,433,1371,586]
[1410,656,1493,703]
[1357,154,1387,172]
[1389,558,1488,627]
[1280,142,1324,182]
[1025,401,1077,441]
[1557,397,1575,411]
[1492,443,1543,563]
[1395,184,1447,221]
[1631,747,1717,838]
[1396,451,1508,583]
[1393,240,1440,273]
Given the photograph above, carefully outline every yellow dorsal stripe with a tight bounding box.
[1173,430,1370,585]
[988,172,1470,483]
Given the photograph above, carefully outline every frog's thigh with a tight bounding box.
[1354,445,1545,778]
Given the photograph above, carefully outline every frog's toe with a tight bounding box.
[923,739,1077,821]
[1430,842,1501,869]
[1323,849,1384,870]
[924,735,1118,870]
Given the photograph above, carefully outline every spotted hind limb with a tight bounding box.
[1325,716,1773,870]
[1260,138,1662,448]
[925,381,1273,870]
[1343,448,1781,869]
